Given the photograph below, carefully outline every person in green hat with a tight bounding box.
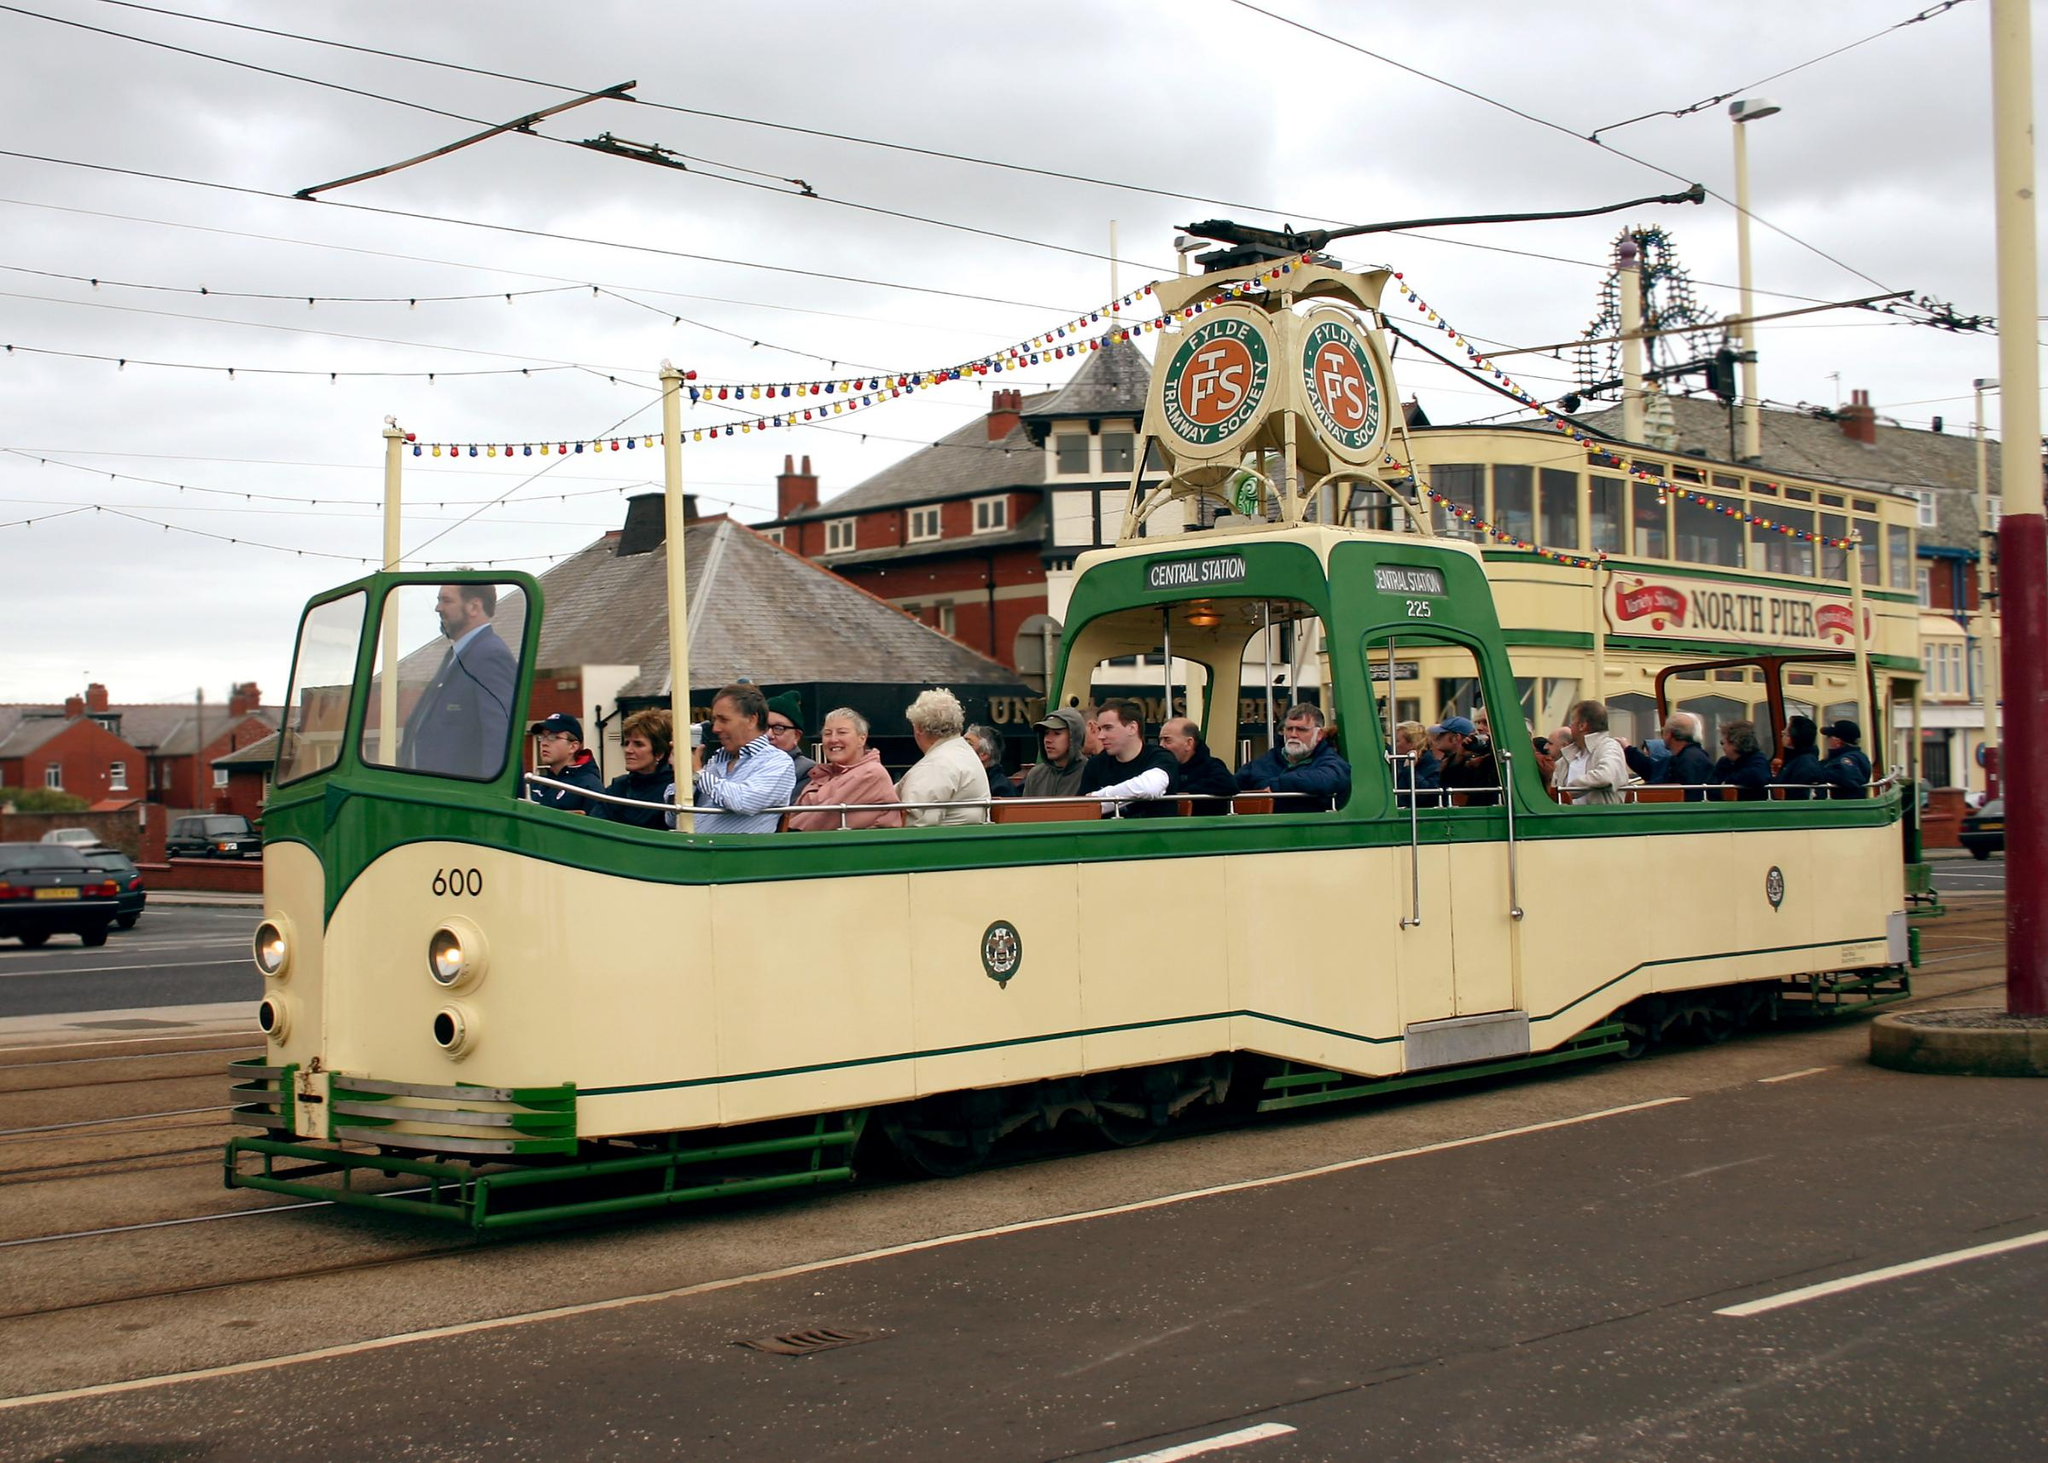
[764,691,816,792]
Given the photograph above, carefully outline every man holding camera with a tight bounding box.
[1428,714,1500,807]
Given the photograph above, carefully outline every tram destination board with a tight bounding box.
[1373,565,1446,596]
[1147,554,1248,591]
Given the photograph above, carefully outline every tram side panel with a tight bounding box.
[259,840,327,1134]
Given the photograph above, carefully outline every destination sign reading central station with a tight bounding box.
[1373,565,1446,596]
[1148,554,1248,591]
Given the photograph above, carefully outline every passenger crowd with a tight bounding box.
[524,687,1870,830]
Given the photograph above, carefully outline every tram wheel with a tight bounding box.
[1694,1002,1739,1044]
[1087,1068,1174,1148]
[879,1092,999,1178]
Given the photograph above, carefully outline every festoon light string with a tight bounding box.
[1384,272,1861,561]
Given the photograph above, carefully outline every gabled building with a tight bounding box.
[0,682,279,812]
[764,340,1168,669]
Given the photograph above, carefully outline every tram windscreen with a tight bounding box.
[360,581,526,782]
[274,591,366,787]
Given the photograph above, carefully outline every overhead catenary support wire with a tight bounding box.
[294,81,637,198]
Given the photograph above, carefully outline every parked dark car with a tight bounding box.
[81,849,147,929]
[1960,798,2005,861]
[167,814,263,860]
[0,843,118,947]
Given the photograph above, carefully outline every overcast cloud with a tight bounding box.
[0,0,2034,703]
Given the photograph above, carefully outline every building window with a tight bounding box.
[109,761,127,791]
[1101,431,1135,474]
[44,764,62,789]
[760,526,784,546]
[1055,434,1090,475]
[907,506,942,542]
[214,767,229,789]
[938,604,957,637]
[825,518,856,553]
[1052,489,1094,548]
[1915,489,1937,528]
[973,496,1008,533]
[1916,566,1931,608]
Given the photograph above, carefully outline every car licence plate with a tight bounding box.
[34,887,79,900]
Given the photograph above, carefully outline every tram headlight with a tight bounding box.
[426,916,487,992]
[432,1003,477,1059]
[256,995,290,1043]
[252,917,291,979]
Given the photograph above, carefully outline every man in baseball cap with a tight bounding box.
[527,711,604,813]
[1816,718,1871,800]
[1021,705,1089,799]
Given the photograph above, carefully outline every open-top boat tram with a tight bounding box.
[225,256,1912,1229]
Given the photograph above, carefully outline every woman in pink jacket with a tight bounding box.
[784,708,905,831]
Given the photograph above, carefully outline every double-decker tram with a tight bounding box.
[225,258,1915,1230]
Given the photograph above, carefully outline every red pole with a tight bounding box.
[1990,0,2044,1014]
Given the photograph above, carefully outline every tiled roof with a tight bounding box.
[782,339,1155,523]
[0,710,74,758]
[215,731,280,768]
[496,518,1025,698]
[1569,396,2010,549]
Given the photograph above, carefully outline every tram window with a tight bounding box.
[1714,473,1743,492]
[1432,676,1484,723]
[1888,525,1913,589]
[1853,498,1878,513]
[361,581,524,783]
[1608,693,1658,747]
[1540,468,1581,548]
[1752,480,1778,496]
[1675,493,1743,567]
[1755,508,1815,576]
[1820,513,1850,581]
[1857,523,1880,585]
[1672,465,1704,484]
[1514,676,1580,735]
[1631,485,1669,558]
[1431,463,1484,541]
[1493,465,1535,543]
[1590,476,1625,554]
[1675,695,1746,751]
[275,592,366,786]
[1820,493,1844,507]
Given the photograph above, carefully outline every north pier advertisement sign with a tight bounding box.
[1607,573,1874,647]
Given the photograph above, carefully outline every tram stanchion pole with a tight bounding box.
[659,361,694,836]
[1990,0,2044,1014]
[379,418,405,763]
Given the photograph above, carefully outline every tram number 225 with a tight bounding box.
[432,868,483,897]
[1404,599,1432,618]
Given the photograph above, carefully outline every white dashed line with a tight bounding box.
[1758,1066,1834,1084]
[1717,1229,2048,1317]
[1108,1423,1298,1462]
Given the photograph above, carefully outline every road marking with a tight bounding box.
[1758,1066,1833,1084]
[1107,1423,1297,1462]
[1716,1228,2048,1317]
[0,1095,1686,1410]
[0,1032,257,1056]
[0,958,251,980]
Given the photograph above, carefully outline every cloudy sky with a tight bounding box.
[0,0,2033,705]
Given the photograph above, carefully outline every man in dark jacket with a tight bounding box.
[1774,714,1824,800]
[1238,702,1351,812]
[1631,713,1714,801]
[400,582,518,779]
[1080,701,1179,818]
[526,712,604,813]
[967,724,1019,798]
[1714,719,1773,801]
[1427,715,1498,807]
[1816,718,1873,799]
[1159,716,1236,815]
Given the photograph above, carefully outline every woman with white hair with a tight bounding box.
[896,687,989,826]
[784,708,904,831]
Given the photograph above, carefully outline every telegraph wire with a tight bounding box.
[0,342,580,381]
[0,264,590,307]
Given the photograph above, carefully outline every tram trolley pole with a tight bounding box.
[379,420,405,762]
[659,361,695,835]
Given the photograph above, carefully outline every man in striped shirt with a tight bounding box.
[666,683,796,834]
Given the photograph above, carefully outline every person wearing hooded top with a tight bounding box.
[596,707,676,829]
[1816,718,1873,799]
[1238,702,1352,812]
[1020,706,1089,800]
[1714,719,1774,801]
[1774,715,1825,801]
[1158,716,1236,815]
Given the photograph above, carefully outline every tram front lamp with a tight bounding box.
[253,918,290,978]
[427,916,487,991]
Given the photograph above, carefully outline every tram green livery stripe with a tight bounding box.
[579,937,1880,1098]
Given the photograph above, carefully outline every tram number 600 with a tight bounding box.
[432,868,483,897]
[1404,599,1432,618]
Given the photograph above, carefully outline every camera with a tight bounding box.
[1464,731,1491,754]
[689,721,709,749]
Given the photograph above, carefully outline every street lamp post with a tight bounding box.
[1973,377,2001,796]
[1729,98,1781,464]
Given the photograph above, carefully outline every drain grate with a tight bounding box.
[735,1326,883,1356]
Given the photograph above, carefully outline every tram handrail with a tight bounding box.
[1500,747,1524,921]
[1390,751,1422,929]
[521,773,1330,825]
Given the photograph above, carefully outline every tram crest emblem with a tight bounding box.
[981,920,1023,987]
[1154,307,1273,458]
[1765,866,1785,911]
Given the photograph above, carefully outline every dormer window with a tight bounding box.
[1054,434,1090,475]
[825,518,856,554]
[973,496,1009,534]
[1101,431,1135,473]
[908,506,942,542]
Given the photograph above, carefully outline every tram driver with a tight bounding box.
[399,581,518,780]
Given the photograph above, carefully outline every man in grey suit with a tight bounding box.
[398,583,518,779]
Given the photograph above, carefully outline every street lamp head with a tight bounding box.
[1729,98,1782,124]
[1974,377,2001,391]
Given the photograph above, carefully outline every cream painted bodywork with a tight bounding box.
[265,814,1905,1144]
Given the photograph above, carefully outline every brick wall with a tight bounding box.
[0,805,162,861]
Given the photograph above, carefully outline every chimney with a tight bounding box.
[616,492,667,556]
[64,694,85,718]
[775,454,819,519]
[229,681,260,716]
[85,683,109,713]
[1840,388,1877,445]
[1931,416,1944,434]
[987,388,1023,441]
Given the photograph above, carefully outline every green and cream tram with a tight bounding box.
[225,258,1915,1230]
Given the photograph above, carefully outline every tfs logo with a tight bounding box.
[1178,338,1256,424]
[1314,343,1369,430]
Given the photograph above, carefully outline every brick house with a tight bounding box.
[764,340,1166,671]
[0,700,146,804]
[0,682,278,813]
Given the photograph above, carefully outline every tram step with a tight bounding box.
[1256,1022,1626,1113]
